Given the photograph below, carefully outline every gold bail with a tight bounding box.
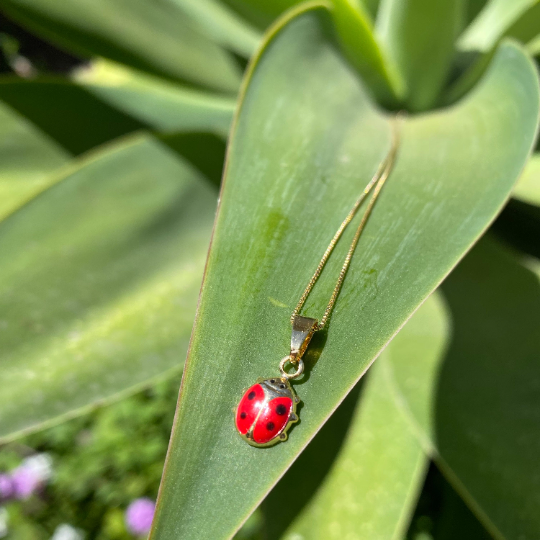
[291,315,318,361]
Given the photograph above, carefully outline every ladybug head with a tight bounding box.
[261,377,293,398]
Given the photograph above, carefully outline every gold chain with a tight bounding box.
[291,117,401,330]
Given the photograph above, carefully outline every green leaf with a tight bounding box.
[221,0,305,21]
[387,237,540,539]
[0,77,143,156]
[525,34,540,55]
[149,5,539,539]
[0,100,69,220]
[440,50,494,107]
[0,135,216,441]
[466,0,489,26]
[218,0,276,29]
[505,3,540,45]
[165,0,262,58]
[74,61,236,138]
[376,0,465,110]
[219,0,404,104]
[0,0,242,92]
[270,361,427,540]
[460,1,540,56]
[514,153,540,206]
[362,0,381,20]
[437,239,540,539]
[458,0,537,51]
[0,67,232,216]
[263,294,449,540]
[329,0,404,105]
[0,71,235,154]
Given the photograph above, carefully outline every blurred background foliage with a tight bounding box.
[0,0,538,539]
[0,373,180,539]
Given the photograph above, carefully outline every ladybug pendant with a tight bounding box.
[235,376,300,447]
[235,315,318,448]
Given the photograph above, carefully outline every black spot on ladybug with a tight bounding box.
[240,412,247,419]
[276,404,287,416]
[266,421,275,431]
[279,384,285,389]
[248,391,256,400]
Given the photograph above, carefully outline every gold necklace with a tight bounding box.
[235,118,401,447]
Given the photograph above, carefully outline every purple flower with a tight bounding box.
[0,474,13,500]
[11,465,42,499]
[11,453,52,500]
[125,498,155,536]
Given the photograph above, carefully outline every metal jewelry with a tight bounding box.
[235,119,401,447]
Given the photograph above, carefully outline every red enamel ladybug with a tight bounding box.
[235,376,300,447]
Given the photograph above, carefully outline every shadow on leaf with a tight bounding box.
[260,377,364,538]
[436,236,540,539]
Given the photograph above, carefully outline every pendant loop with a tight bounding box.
[279,356,304,380]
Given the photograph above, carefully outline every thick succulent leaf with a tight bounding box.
[0,77,141,155]
[526,34,540,55]
[270,360,427,540]
[219,0,404,104]
[166,0,262,58]
[382,293,451,456]
[362,0,381,19]
[0,101,69,220]
[149,5,539,539]
[74,61,236,138]
[458,0,537,51]
[262,295,449,540]
[466,0,489,26]
[329,0,403,105]
[436,239,540,539]
[376,0,464,110]
[388,237,540,539]
[0,0,242,92]
[221,0,305,21]
[460,0,540,55]
[0,135,216,441]
[0,70,232,217]
[506,3,540,45]
[0,74,235,154]
[218,0,276,29]
[440,50,494,107]
[514,154,540,206]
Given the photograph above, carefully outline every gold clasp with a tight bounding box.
[290,315,318,362]
[279,316,318,380]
